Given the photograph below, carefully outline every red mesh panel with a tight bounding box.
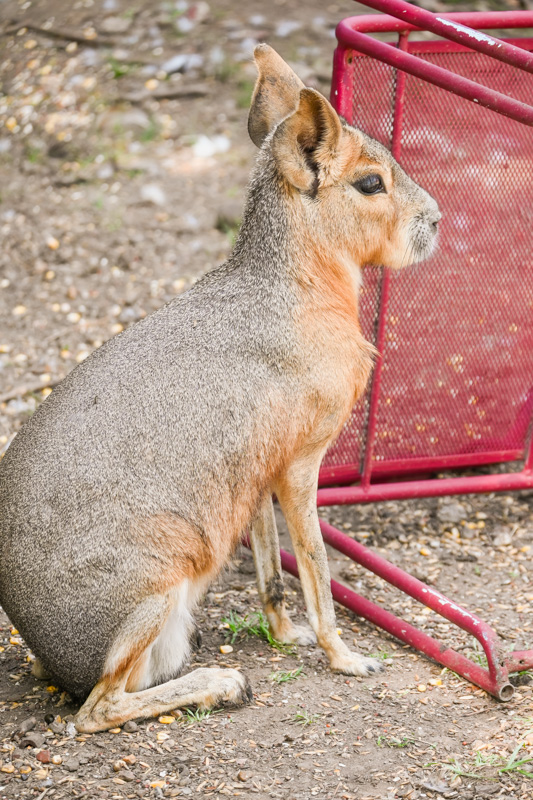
[323,38,533,481]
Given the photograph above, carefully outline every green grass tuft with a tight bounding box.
[221,610,295,654]
[182,707,222,724]
[270,666,305,684]
[292,710,320,726]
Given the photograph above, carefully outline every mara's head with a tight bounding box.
[248,44,440,270]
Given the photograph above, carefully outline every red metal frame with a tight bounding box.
[279,521,533,702]
[273,4,533,701]
[326,5,533,502]
[333,11,533,126]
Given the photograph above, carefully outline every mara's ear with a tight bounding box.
[248,44,305,148]
[271,87,344,193]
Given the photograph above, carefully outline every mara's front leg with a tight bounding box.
[249,494,316,646]
[274,460,383,677]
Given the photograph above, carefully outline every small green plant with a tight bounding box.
[270,666,304,684]
[214,58,241,83]
[139,119,160,143]
[182,707,221,724]
[26,147,44,164]
[498,739,533,777]
[236,79,255,110]
[369,651,391,661]
[440,739,533,781]
[222,610,295,653]
[377,734,415,748]
[215,215,241,247]
[293,710,320,726]
[108,57,135,80]
[466,646,488,668]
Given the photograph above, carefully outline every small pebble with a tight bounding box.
[49,721,65,734]
[20,732,44,749]
[123,720,138,733]
[18,717,37,735]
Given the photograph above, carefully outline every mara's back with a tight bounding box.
[0,254,300,697]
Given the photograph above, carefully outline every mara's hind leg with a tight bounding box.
[75,590,252,733]
[76,665,251,733]
[249,494,315,646]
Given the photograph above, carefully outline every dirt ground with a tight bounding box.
[1,0,533,798]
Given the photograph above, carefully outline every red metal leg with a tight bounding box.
[243,518,533,700]
[317,469,533,506]
[317,521,525,700]
[278,544,513,700]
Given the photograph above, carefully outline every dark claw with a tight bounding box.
[194,628,202,651]
[367,665,375,674]
[245,681,254,704]
[190,625,202,651]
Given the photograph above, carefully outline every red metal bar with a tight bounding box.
[337,11,533,35]
[505,651,533,672]
[351,0,533,74]
[336,25,533,126]
[319,449,525,488]
[317,469,533,506]
[525,416,533,471]
[330,43,350,112]
[278,544,514,700]
[360,31,409,486]
[360,268,391,488]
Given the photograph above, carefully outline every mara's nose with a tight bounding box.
[430,210,442,230]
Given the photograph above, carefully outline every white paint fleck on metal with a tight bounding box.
[420,585,481,625]
[436,18,503,48]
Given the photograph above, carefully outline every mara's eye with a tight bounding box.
[354,174,385,195]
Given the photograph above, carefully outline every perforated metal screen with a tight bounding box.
[322,37,533,483]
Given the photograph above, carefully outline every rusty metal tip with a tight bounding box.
[498,683,515,702]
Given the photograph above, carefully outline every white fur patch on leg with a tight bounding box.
[138,581,194,689]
